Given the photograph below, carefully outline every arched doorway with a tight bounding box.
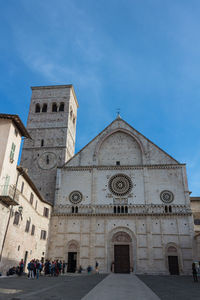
[67,240,79,273]
[112,231,132,273]
[166,246,179,275]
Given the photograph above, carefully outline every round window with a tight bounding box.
[108,174,132,196]
[69,191,83,204]
[160,190,174,203]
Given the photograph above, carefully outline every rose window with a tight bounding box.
[108,174,132,196]
[69,191,83,204]
[160,190,174,203]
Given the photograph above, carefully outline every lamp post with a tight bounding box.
[0,168,24,264]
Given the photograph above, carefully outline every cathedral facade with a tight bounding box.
[21,85,195,275]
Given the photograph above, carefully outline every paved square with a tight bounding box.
[138,275,200,300]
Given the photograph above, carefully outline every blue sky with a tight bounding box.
[0,0,199,195]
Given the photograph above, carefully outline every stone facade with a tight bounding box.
[190,197,200,261]
[21,85,78,205]
[0,115,51,273]
[48,117,194,275]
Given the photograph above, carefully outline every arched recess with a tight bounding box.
[165,243,183,275]
[94,129,144,165]
[107,227,137,273]
[65,240,80,273]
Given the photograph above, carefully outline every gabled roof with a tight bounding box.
[0,114,31,139]
[62,116,180,167]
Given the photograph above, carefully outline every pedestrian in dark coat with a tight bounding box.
[192,263,198,282]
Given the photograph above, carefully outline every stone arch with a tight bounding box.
[94,129,144,165]
[65,240,80,273]
[107,227,137,273]
[67,240,79,251]
[165,242,183,274]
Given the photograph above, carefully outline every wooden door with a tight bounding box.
[168,256,179,275]
[114,245,130,273]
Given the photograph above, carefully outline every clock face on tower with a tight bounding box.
[38,152,57,170]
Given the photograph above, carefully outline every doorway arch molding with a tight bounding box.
[65,239,80,272]
[107,227,137,273]
[165,242,183,274]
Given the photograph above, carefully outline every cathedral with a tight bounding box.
[19,84,196,275]
[1,85,199,275]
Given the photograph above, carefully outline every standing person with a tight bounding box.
[192,262,198,282]
[62,261,66,274]
[59,260,62,274]
[36,260,40,279]
[19,259,24,276]
[95,261,99,273]
[27,260,34,279]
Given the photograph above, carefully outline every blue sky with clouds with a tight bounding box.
[0,0,199,195]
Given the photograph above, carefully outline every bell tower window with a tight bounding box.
[59,103,64,111]
[52,103,57,112]
[42,104,47,112]
[35,104,40,113]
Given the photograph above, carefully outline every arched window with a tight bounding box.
[72,206,74,213]
[117,206,120,213]
[52,103,57,112]
[169,205,172,213]
[35,104,40,113]
[125,206,128,213]
[75,206,78,213]
[121,206,124,213]
[41,139,44,147]
[165,206,168,213]
[42,103,47,112]
[59,102,64,112]
[114,206,117,214]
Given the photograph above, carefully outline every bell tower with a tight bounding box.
[20,85,78,205]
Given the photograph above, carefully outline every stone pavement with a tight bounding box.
[0,273,200,299]
[82,273,160,300]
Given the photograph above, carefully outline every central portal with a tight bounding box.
[114,245,130,273]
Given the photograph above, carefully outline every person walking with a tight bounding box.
[192,262,198,282]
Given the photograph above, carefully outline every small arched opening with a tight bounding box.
[42,103,47,112]
[35,104,40,113]
[52,103,57,112]
[59,102,64,111]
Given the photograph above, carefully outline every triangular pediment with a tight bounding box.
[63,117,179,168]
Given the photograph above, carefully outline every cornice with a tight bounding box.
[62,164,185,172]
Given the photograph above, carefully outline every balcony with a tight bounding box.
[0,185,19,206]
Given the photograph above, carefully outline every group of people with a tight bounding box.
[6,259,99,278]
[44,259,66,276]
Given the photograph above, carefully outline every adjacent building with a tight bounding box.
[0,114,52,273]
